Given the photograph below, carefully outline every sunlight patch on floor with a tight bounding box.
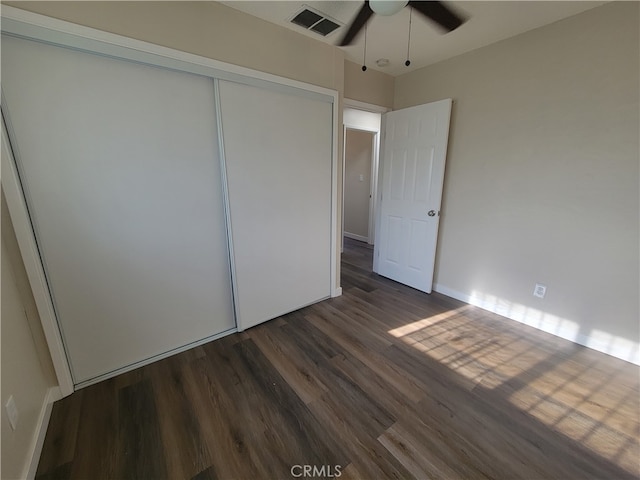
[506,362,639,473]
[387,305,473,338]
[387,300,640,476]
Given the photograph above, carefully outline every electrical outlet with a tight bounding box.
[5,395,18,431]
[533,283,547,299]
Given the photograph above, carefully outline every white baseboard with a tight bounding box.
[332,287,343,298]
[433,283,640,366]
[343,232,369,243]
[24,386,62,480]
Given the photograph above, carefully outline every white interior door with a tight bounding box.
[374,99,452,293]
[1,35,235,384]
[217,80,333,330]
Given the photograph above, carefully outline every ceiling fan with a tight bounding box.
[339,0,466,47]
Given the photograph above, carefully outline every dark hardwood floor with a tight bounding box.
[36,237,640,479]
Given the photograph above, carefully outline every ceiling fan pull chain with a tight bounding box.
[362,23,368,71]
[405,6,412,67]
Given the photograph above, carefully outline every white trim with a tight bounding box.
[372,113,387,274]
[342,125,377,247]
[433,283,640,366]
[1,117,74,396]
[330,87,340,300]
[1,5,340,383]
[213,79,242,332]
[24,386,62,480]
[369,131,380,245]
[342,122,380,134]
[343,112,382,247]
[341,126,347,254]
[344,98,391,113]
[344,232,369,243]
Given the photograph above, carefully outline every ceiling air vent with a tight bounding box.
[290,6,341,37]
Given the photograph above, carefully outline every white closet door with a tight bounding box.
[2,36,235,384]
[218,81,332,330]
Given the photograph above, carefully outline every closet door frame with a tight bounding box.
[1,5,341,396]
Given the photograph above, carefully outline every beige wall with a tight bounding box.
[394,2,639,354]
[5,1,345,92]
[344,60,394,109]
[344,129,374,239]
[2,192,58,479]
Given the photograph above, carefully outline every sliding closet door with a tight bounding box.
[1,36,235,384]
[217,80,333,330]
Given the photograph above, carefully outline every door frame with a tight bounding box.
[343,127,377,244]
[2,114,75,396]
[342,99,390,251]
[1,5,341,394]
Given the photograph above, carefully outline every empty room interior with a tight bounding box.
[1,1,638,479]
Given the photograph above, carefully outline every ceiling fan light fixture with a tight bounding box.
[369,0,408,16]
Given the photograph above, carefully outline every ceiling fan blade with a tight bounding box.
[408,1,465,32]
[339,1,374,46]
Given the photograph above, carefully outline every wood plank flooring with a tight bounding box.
[36,237,640,479]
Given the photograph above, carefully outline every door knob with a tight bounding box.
[428,210,436,217]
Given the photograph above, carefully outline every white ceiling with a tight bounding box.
[220,1,607,76]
